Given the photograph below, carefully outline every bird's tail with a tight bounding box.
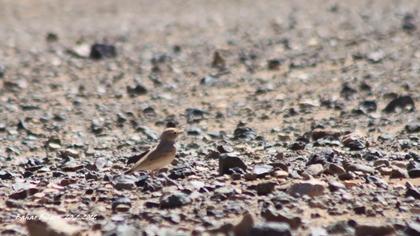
[124,168,134,175]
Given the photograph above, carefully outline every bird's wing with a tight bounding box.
[126,149,150,165]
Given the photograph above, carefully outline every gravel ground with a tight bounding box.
[0,0,419,235]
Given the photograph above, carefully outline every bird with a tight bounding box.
[125,127,182,175]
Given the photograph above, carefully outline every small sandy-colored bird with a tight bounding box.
[125,128,182,174]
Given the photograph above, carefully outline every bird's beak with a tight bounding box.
[175,129,183,135]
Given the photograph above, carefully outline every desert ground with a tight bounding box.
[0,0,419,235]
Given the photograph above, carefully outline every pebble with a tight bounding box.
[160,192,191,208]
[250,222,292,236]
[383,95,415,113]
[90,43,117,59]
[253,164,274,177]
[306,164,324,176]
[112,197,131,212]
[261,207,301,229]
[218,153,247,175]
[355,223,395,236]
[288,179,327,197]
[408,168,420,178]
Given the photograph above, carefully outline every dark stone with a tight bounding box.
[9,188,39,200]
[326,221,354,235]
[405,222,420,236]
[342,136,365,150]
[340,82,357,100]
[160,192,191,208]
[168,164,194,179]
[359,100,377,113]
[112,197,131,212]
[0,170,13,180]
[185,108,207,123]
[127,84,147,96]
[250,222,292,236]
[408,168,420,178]
[219,153,247,175]
[234,126,257,140]
[355,224,395,236]
[402,13,416,32]
[288,141,306,150]
[307,148,335,165]
[353,205,366,215]
[253,182,276,195]
[212,51,226,69]
[111,175,137,190]
[90,43,117,59]
[267,59,283,70]
[405,183,420,199]
[390,168,408,179]
[186,126,202,136]
[383,95,415,113]
[261,207,302,229]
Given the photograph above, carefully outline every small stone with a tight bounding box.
[0,170,13,180]
[405,122,420,133]
[390,167,408,179]
[111,175,137,190]
[253,182,276,195]
[367,50,385,63]
[234,126,257,140]
[405,222,420,236]
[91,118,105,134]
[306,164,324,176]
[90,43,117,59]
[160,192,191,208]
[408,168,420,178]
[328,181,345,192]
[219,153,247,175]
[127,84,147,96]
[383,95,415,113]
[250,222,292,236]
[405,182,420,199]
[358,100,377,113]
[212,51,226,69]
[274,170,289,178]
[326,163,346,175]
[342,135,366,150]
[200,75,217,86]
[261,207,301,229]
[288,179,327,197]
[267,59,283,70]
[309,227,328,236]
[355,224,395,236]
[253,164,274,177]
[185,108,207,123]
[343,162,374,174]
[402,13,416,32]
[112,197,131,212]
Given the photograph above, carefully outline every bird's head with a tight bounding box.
[160,128,183,142]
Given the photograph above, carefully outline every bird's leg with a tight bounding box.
[160,170,182,190]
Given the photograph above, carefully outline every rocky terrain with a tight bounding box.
[0,0,419,235]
